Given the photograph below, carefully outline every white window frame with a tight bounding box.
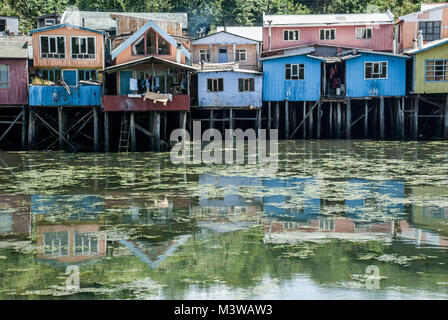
[70,36,96,59]
[319,28,336,40]
[0,65,9,89]
[285,63,305,80]
[364,61,388,79]
[425,59,448,82]
[39,35,66,59]
[283,30,300,41]
[356,27,372,39]
[45,18,56,26]
[235,49,247,62]
[199,49,210,62]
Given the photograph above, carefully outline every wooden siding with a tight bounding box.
[0,58,28,105]
[262,55,321,101]
[345,53,407,98]
[197,71,262,107]
[29,85,101,106]
[193,44,258,70]
[112,14,182,36]
[32,26,104,69]
[103,94,190,111]
[413,41,448,94]
[263,25,394,52]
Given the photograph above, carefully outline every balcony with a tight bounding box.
[29,85,102,107]
[103,94,190,112]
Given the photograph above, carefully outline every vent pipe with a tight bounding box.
[417,30,423,49]
[268,20,272,51]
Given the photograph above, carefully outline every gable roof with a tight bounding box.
[29,23,105,35]
[111,20,190,60]
[193,30,260,45]
[0,38,29,58]
[263,11,394,27]
[405,38,448,54]
[216,26,262,41]
[399,3,448,20]
[61,10,188,31]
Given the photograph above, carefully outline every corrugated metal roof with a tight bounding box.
[399,3,448,20]
[263,11,394,26]
[405,38,448,54]
[193,31,259,45]
[61,10,188,31]
[101,55,197,73]
[0,37,30,58]
[30,23,105,35]
[216,26,262,41]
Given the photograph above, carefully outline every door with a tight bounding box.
[120,70,133,95]
[218,47,228,63]
[63,70,77,87]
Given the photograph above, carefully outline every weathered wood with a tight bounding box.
[309,100,313,139]
[413,95,419,140]
[400,97,405,139]
[58,107,65,149]
[0,111,23,143]
[21,107,26,150]
[93,107,99,152]
[210,109,214,129]
[364,100,368,139]
[346,99,351,139]
[303,101,307,139]
[379,96,385,140]
[336,102,341,139]
[329,102,333,138]
[285,100,289,139]
[275,101,280,130]
[444,94,448,139]
[104,111,110,152]
[229,108,234,130]
[256,108,262,132]
[33,112,77,151]
[153,111,161,152]
[317,101,321,139]
[135,123,153,137]
[130,112,136,152]
[290,101,319,139]
[292,103,297,135]
[267,102,271,132]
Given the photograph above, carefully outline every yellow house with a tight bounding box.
[406,38,448,94]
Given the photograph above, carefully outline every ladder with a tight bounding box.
[118,113,130,153]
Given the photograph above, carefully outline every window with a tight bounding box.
[78,69,97,82]
[45,18,56,26]
[238,78,255,91]
[0,19,5,32]
[419,21,441,41]
[146,30,156,54]
[365,61,388,79]
[285,64,305,80]
[0,65,9,89]
[235,49,247,61]
[207,78,224,91]
[199,49,210,62]
[425,60,448,82]
[158,36,170,55]
[42,69,62,83]
[356,28,372,39]
[283,30,299,41]
[132,36,145,55]
[71,36,95,59]
[319,29,335,40]
[40,36,65,59]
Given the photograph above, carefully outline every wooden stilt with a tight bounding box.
[336,102,341,138]
[292,103,297,136]
[93,107,99,152]
[379,96,385,140]
[329,102,333,138]
[285,100,289,139]
[229,108,234,130]
[21,107,26,150]
[303,101,307,139]
[256,108,262,132]
[129,112,136,152]
[400,97,405,139]
[413,95,419,140]
[275,102,280,130]
[267,102,271,133]
[346,99,351,139]
[444,94,448,139]
[104,111,109,152]
[162,112,167,141]
[28,107,34,150]
[317,101,321,139]
[364,100,368,139]
[210,109,214,129]
[153,111,161,152]
[309,101,313,139]
[58,107,65,150]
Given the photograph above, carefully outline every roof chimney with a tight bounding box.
[417,30,423,49]
[268,20,272,51]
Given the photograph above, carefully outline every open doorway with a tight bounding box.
[322,62,345,97]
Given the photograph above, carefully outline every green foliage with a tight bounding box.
[0,0,438,34]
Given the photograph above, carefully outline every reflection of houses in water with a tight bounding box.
[396,220,448,248]
[264,217,395,243]
[0,195,31,237]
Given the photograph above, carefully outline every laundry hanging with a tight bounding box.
[129,78,138,91]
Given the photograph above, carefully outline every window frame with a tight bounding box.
[425,59,448,82]
[39,35,66,59]
[235,49,247,62]
[355,27,372,40]
[44,18,56,26]
[238,78,255,92]
[283,29,300,41]
[78,69,98,82]
[285,63,305,80]
[364,61,388,80]
[319,28,336,40]
[41,69,62,83]
[70,36,96,59]
[199,49,210,62]
[0,65,9,89]
[207,78,224,92]
[418,21,441,41]
[0,19,6,32]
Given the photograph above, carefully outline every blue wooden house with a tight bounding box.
[261,44,408,139]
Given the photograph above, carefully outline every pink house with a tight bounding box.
[262,11,395,52]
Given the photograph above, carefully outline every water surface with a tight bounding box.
[0,140,447,299]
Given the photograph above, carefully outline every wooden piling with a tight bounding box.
[400,97,405,139]
[153,111,161,152]
[444,94,448,139]
[309,101,313,139]
[292,103,297,135]
[379,96,385,140]
[58,107,65,150]
[413,95,419,140]
[210,109,214,129]
[104,111,109,152]
[364,100,368,139]
[336,102,341,138]
[257,108,262,132]
[303,101,307,139]
[317,101,321,139]
[93,107,100,152]
[229,108,234,130]
[285,100,289,139]
[28,107,34,150]
[130,112,136,152]
[21,107,26,150]
[267,102,271,132]
[346,99,351,139]
[329,102,333,138]
[275,102,280,130]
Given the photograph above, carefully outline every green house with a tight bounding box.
[406,39,448,94]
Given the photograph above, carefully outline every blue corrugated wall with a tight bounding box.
[262,55,321,101]
[345,53,407,98]
[29,85,102,106]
